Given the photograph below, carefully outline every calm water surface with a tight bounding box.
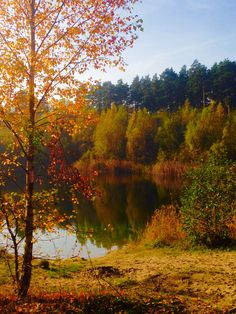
[2,175,181,259]
[34,175,181,259]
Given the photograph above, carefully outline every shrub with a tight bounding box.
[181,156,236,247]
[39,260,50,270]
[143,205,186,247]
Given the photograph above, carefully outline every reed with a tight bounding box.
[75,159,146,175]
[152,160,187,178]
[143,205,186,247]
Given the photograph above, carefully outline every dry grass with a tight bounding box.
[152,160,187,178]
[75,159,146,175]
[143,205,186,247]
[228,214,236,240]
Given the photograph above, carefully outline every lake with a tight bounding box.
[33,175,181,259]
[1,175,181,259]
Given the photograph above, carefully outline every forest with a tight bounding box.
[71,60,236,171]
[91,59,236,112]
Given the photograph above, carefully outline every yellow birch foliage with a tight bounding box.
[0,0,141,146]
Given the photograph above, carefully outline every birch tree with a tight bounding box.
[0,0,141,297]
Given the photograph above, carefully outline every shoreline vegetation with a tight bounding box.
[71,100,236,177]
[1,147,236,312]
[2,160,235,312]
[75,159,149,176]
[75,158,189,178]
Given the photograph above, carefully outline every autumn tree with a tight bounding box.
[185,102,226,155]
[0,0,141,298]
[216,111,236,160]
[156,100,196,160]
[126,108,157,164]
[94,104,128,160]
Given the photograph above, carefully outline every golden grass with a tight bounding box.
[75,159,146,175]
[152,160,187,178]
[228,214,236,239]
[143,205,186,246]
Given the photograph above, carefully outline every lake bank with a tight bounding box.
[0,244,235,313]
[90,245,236,312]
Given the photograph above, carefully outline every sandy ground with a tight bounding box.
[79,246,236,312]
[0,246,235,313]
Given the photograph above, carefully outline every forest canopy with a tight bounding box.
[72,59,236,168]
[91,59,236,113]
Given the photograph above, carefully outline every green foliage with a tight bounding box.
[210,59,236,107]
[92,79,129,111]
[126,108,157,164]
[187,59,208,107]
[158,68,179,111]
[185,101,226,153]
[74,101,236,169]
[220,112,236,160]
[181,156,236,247]
[94,104,128,160]
[157,113,184,160]
[156,102,196,160]
[90,59,236,112]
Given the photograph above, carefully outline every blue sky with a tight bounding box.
[87,0,236,84]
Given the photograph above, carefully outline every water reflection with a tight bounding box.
[2,175,181,258]
[33,229,118,259]
[55,175,181,257]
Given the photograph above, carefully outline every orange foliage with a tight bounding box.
[0,0,141,297]
[143,205,186,246]
[228,215,236,239]
[0,0,142,147]
[152,161,187,178]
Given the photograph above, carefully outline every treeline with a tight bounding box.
[91,59,236,112]
[74,100,236,168]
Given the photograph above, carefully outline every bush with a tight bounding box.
[181,156,236,247]
[143,205,186,247]
[39,259,50,270]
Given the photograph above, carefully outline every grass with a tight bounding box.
[152,160,188,178]
[142,204,186,248]
[108,277,138,288]
[142,204,236,250]
[42,259,86,278]
[94,244,236,312]
[75,158,149,175]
